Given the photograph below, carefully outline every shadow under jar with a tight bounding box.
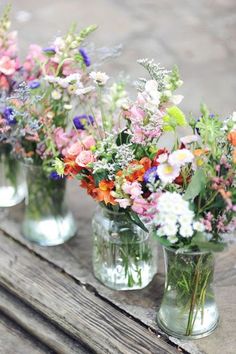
[22,163,77,246]
[92,206,158,290]
[0,144,26,207]
[157,246,219,339]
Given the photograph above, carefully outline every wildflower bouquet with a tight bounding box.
[5,24,97,244]
[144,106,236,338]
[57,59,186,289]
[0,5,26,207]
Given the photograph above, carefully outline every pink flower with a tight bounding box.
[122,181,143,199]
[130,105,145,120]
[82,136,96,149]
[67,142,83,156]
[75,150,94,167]
[115,198,131,209]
[0,56,16,76]
[131,197,149,215]
[0,74,9,90]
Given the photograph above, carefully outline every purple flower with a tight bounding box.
[3,107,17,125]
[79,48,91,67]
[49,171,64,180]
[144,166,158,184]
[43,47,56,55]
[29,81,40,89]
[73,115,94,130]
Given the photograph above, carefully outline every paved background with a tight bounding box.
[0,0,235,116]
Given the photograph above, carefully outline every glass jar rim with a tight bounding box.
[162,245,212,255]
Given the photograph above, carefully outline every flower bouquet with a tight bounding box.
[7,24,97,245]
[142,106,236,338]
[57,58,186,289]
[0,5,26,206]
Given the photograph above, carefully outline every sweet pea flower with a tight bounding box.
[75,150,94,167]
[0,56,16,76]
[122,181,143,199]
[115,198,131,209]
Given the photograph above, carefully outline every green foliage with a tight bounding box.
[184,169,206,201]
[125,210,148,232]
[163,106,187,131]
[167,65,183,91]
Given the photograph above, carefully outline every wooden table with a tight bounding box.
[0,182,235,354]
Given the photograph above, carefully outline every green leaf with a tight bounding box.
[116,129,130,146]
[163,106,187,132]
[125,210,148,232]
[184,169,206,201]
[93,171,108,186]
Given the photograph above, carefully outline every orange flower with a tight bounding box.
[64,156,82,176]
[95,179,117,205]
[80,175,97,197]
[193,149,208,157]
[233,149,236,164]
[228,131,236,146]
[126,157,152,182]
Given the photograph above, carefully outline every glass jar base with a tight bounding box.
[93,263,157,291]
[0,185,26,207]
[157,313,219,340]
[22,213,77,246]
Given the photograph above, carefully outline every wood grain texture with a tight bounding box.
[0,285,91,354]
[0,311,52,354]
[0,230,179,354]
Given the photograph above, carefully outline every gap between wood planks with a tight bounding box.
[0,227,188,354]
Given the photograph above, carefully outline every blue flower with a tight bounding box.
[73,115,94,130]
[49,171,64,180]
[43,47,56,55]
[79,48,91,67]
[29,81,40,89]
[3,107,17,125]
[144,166,158,184]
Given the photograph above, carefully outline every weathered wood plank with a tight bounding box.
[0,285,91,354]
[1,183,236,354]
[0,230,179,354]
[0,311,52,354]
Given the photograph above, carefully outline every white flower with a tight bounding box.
[157,153,168,164]
[180,135,199,145]
[169,94,184,105]
[162,223,178,237]
[64,104,72,110]
[90,71,109,86]
[51,90,62,100]
[75,86,95,96]
[193,221,205,232]
[65,73,81,83]
[232,112,236,122]
[157,163,180,184]
[44,75,57,83]
[179,225,194,238]
[168,149,194,167]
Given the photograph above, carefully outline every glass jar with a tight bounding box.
[22,164,77,246]
[0,144,26,207]
[157,246,219,339]
[92,206,158,290]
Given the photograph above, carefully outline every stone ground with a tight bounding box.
[0,0,236,116]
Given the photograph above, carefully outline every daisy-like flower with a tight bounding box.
[89,71,109,86]
[168,149,194,167]
[51,90,62,100]
[157,163,180,184]
[75,86,95,96]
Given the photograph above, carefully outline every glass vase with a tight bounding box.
[22,164,77,246]
[0,144,26,207]
[157,246,219,339]
[92,206,158,290]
